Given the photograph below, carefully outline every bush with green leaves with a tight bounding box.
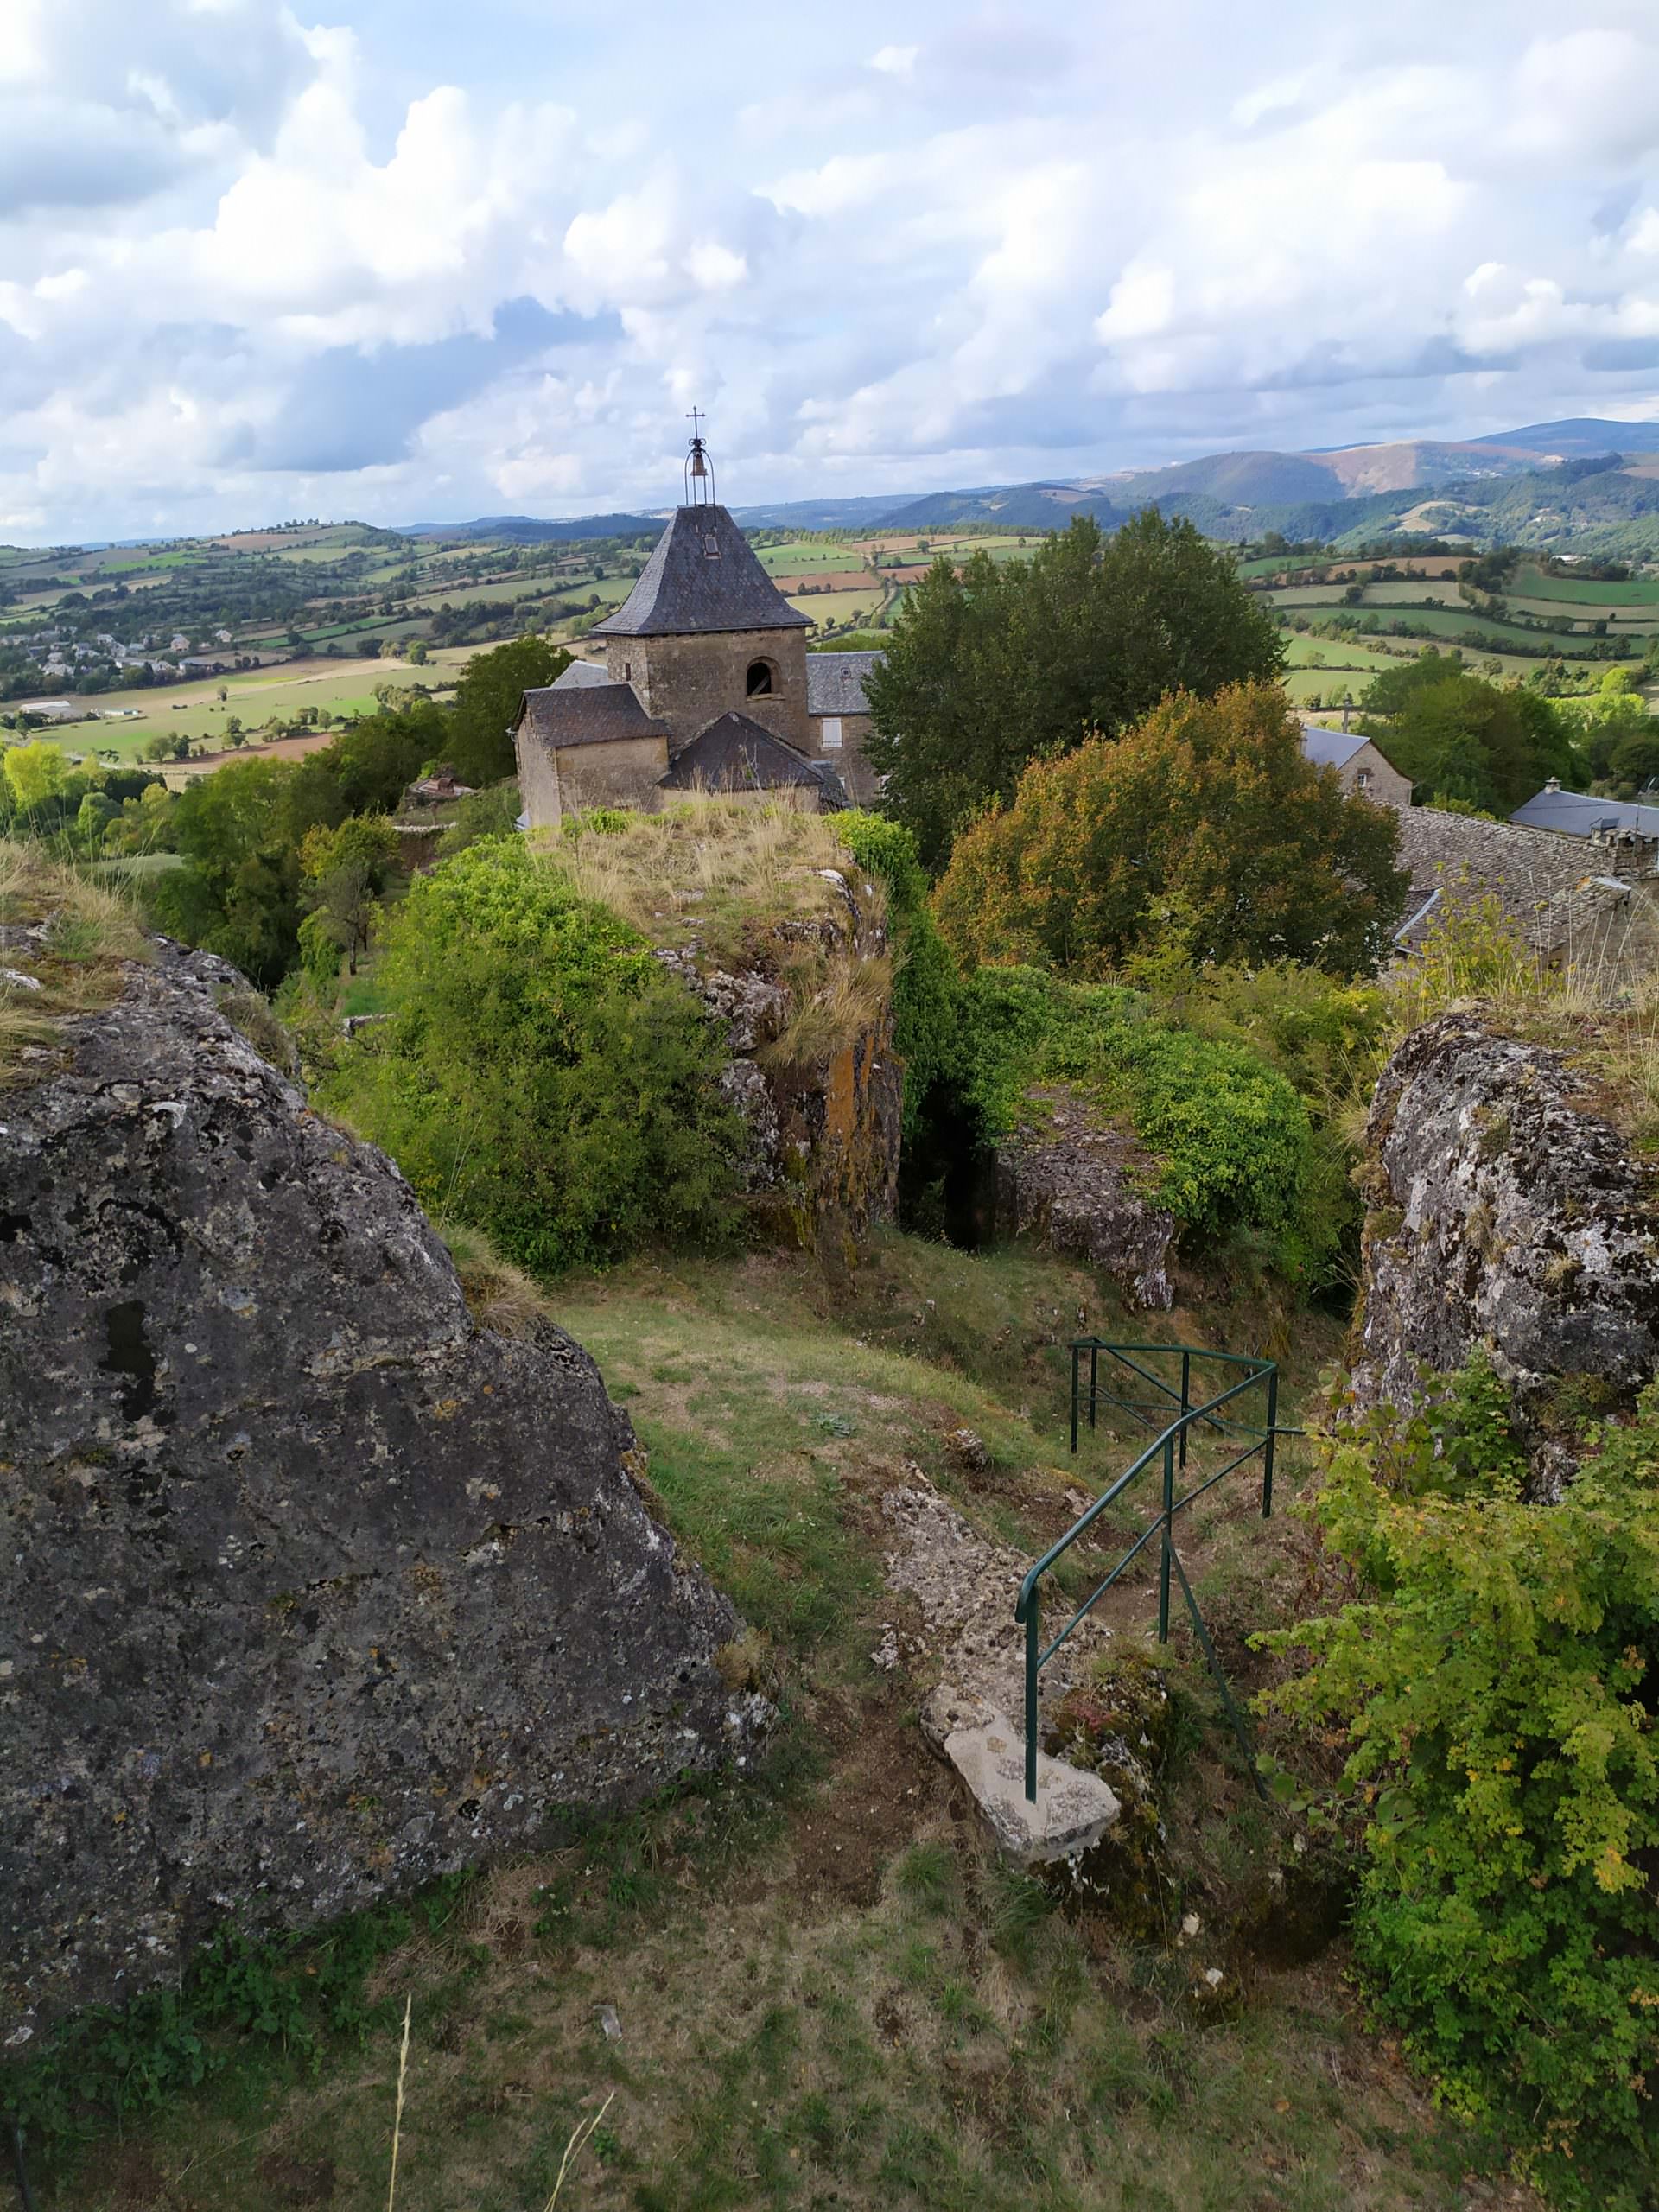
[1263,1380,1659,2207]
[837,810,963,1138]
[955,967,1328,1273]
[319,837,745,1273]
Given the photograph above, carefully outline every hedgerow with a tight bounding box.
[1263,1381,1659,2207]
[319,837,744,1274]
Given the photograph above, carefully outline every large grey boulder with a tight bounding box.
[0,944,766,2041]
[1352,1011,1659,1462]
[995,1085,1175,1309]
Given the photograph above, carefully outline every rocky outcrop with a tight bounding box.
[994,1086,1175,1308]
[1352,1011,1659,1465]
[655,862,900,1256]
[0,944,766,2041]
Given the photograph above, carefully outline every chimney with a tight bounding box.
[1545,777,1561,792]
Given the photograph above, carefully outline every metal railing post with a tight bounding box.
[1070,1343,1079,1456]
[1158,1432,1174,1644]
[1262,1364,1279,1519]
[1179,1350,1191,1471]
[1089,1341,1099,1433]
[1025,1597,1040,1802]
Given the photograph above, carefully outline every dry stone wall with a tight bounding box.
[0,945,766,2040]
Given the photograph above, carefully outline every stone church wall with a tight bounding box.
[609,629,810,752]
[554,734,671,817]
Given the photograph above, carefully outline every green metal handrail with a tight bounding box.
[1015,1342,1280,1804]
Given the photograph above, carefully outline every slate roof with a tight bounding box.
[1300,725,1370,772]
[550,658,613,689]
[1510,785,1659,839]
[659,710,822,792]
[806,650,884,717]
[514,682,671,751]
[592,505,810,639]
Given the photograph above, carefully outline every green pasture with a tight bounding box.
[1512,567,1659,606]
[755,543,868,575]
[37,653,441,761]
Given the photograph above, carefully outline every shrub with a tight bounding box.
[838,811,963,1137]
[955,967,1327,1271]
[1262,1384,1659,2206]
[932,683,1408,978]
[318,838,745,1273]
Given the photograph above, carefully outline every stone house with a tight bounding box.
[804,650,884,802]
[1300,723,1413,808]
[514,474,847,824]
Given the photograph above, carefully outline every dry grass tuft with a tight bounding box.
[0,838,151,1083]
[763,945,894,1070]
[437,1219,556,1338]
[536,795,879,958]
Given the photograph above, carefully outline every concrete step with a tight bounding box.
[922,1685,1120,1872]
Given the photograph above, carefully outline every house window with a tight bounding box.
[624,660,632,680]
[704,535,720,557]
[821,717,842,751]
[746,659,774,696]
[1356,768,1371,790]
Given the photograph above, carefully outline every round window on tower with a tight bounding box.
[746,659,774,696]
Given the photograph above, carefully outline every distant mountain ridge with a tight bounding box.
[394,416,1659,553]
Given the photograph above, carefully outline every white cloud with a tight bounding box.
[8,0,1659,541]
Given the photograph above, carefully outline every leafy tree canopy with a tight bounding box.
[446,633,572,787]
[862,509,1284,868]
[1358,651,1581,810]
[933,682,1408,980]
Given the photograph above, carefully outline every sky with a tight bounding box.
[6,0,1659,542]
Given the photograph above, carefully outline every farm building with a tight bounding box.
[514,438,850,826]
[1299,724,1412,807]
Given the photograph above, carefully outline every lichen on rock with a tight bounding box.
[994,1084,1176,1308]
[0,942,768,2041]
[1352,1009,1659,1471]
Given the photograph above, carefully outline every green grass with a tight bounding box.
[8,1231,1518,2212]
[1511,566,1659,605]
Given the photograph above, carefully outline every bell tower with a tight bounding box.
[589,414,812,753]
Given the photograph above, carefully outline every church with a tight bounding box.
[513,425,882,828]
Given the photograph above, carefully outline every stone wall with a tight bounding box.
[609,628,810,752]
[0,946,766,2038]
[807,710,880,803]
[553,734,671,817]
[1344,741,1413,810]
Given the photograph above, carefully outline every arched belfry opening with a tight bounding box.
[746,659,774,697]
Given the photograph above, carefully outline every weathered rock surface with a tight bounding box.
[994,1086,1175,1308]
[0,944,766,2041]
[920,1687,1120,1869]
[1352,1011,1659,1460]
[655,862,900,1255]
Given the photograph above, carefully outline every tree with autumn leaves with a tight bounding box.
[932,682,1408,980]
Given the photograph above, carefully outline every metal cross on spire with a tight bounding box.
[683,407,715,505]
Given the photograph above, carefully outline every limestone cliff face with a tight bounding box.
[655,861,900,1257]
[0,945,766,2040]
[993,1086,1176,1310]
[1352,1011,1659,1471]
